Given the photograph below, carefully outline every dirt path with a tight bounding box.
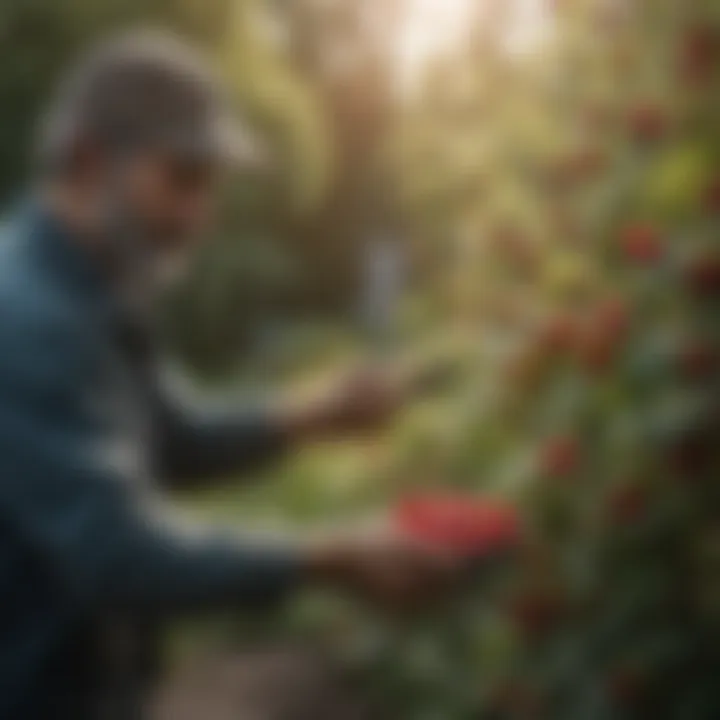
[151,646,373,720]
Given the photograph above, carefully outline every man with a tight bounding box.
[0,31,459,719]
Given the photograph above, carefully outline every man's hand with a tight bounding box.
[280,366,406,442]
[305,527,464,613]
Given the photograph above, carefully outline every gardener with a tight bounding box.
[0,31,461,719]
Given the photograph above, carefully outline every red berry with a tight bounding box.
[677,340,719,381]
[539,314,579,354]
[684,252,720,297]
[606,485,647,525]
[595,296,631,339]
[578,333,616,373]
[621,223,663,264]
[629,104,668,144]
[575,297,630,373]
[540,437,581,478]
[679,26,717,84]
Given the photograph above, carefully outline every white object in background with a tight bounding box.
[361,236,406,350]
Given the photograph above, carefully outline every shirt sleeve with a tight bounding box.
[153,378,289,489]
[0,321,302,618]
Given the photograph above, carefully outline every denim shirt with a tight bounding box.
[0,204,300,719]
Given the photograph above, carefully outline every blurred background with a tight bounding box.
[2,0,720,718]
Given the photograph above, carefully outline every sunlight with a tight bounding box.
[397,0,550,92]
[398,0,473,70]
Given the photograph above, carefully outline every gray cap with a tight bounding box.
[39,29,266,170]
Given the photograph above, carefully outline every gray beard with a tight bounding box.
[95,172,190,319]
[100,212,187,320]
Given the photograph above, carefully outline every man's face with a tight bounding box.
[110,149,221,287]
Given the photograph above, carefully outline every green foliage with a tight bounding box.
[215,1,720,717]
[347,1,720,717]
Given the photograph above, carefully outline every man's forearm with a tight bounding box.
[158,406,289,489]
[158,365,405,489]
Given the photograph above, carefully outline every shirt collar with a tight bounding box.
[27,196,105,284]
[19,197,162,344]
